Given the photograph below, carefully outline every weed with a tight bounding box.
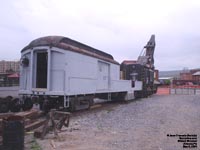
[30,138,42,150]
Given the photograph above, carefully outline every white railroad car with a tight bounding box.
[19,36,141,111]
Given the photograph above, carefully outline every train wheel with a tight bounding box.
[69,99,76,112]
[42,99,50,113]
[89,99,94,106]
[0,103,9,113]
[22,98,33,111]
[10,98,21,112]
[134,91,141,99]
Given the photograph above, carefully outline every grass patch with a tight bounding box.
[30,138,42,150]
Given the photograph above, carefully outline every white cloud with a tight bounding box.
[0,0,200,70]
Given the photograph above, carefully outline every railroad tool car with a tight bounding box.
[19,36,141,112]
[0,35,156,113]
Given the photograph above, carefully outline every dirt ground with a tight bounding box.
[156,87,170,95]
[34,94,200,150]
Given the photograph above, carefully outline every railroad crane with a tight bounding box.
[120,35,157,98]
[137,35,155,69]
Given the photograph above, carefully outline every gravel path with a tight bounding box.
[37,95,200,150]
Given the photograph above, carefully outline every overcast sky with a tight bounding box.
[1,0,200,71]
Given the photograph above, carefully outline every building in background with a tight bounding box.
[180,72,193,80]
[193,71,200,81]
[172,68,200,85]
[0,60,20,73]
[180,68,200,81]
[0,60,20,86]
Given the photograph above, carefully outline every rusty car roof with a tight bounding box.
[21,36,119,65]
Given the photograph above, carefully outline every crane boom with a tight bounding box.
[137,35,156,69]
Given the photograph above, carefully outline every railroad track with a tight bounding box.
[71,99,129,117]
[0,96,33,113]
[0,98,130,144]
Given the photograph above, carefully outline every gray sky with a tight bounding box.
[1,0,200,71]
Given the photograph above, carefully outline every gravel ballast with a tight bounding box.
[37,95,200,150]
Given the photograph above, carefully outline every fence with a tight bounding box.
[170,85,200,95]
[0,80,19,87]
